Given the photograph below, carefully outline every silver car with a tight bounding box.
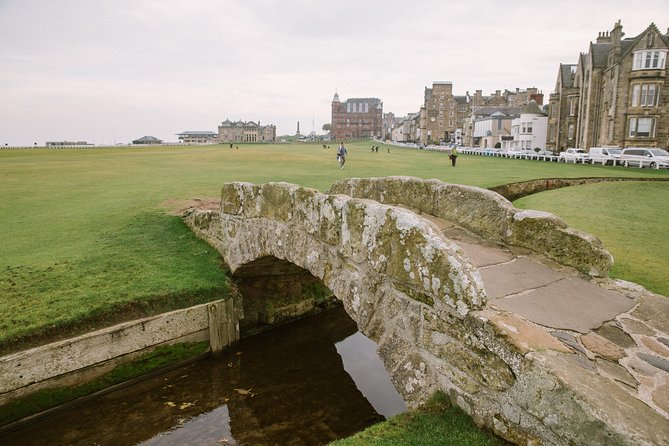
[620,148,669,169]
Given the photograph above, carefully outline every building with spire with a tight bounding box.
[331,92,383,141]
[547,21,669,152]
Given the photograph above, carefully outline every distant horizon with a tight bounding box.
[2,0,668,145]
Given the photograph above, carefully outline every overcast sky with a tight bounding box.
[1,0,668,145]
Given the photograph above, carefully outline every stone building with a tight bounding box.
[382,112,405,141]
[419,82,470,145]
[331,93,383,141]
[463,107,522,148]
[417,83,542,146]
[548,21,669,152]
[391,112,420,142]
[217,120,277,143]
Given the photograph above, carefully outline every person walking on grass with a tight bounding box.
[450,146,458,166]
[337,143,347,169]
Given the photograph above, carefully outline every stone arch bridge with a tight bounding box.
[184,176,669,446]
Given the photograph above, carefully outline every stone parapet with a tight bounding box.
[328,176,613,277]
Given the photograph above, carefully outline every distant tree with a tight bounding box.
[534,147,541,153]
[494,142,501,148]
[322,123,332,132]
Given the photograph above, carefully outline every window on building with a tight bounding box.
[449,111,454,117]
[633,50,667,70]
[633,84,658,106]
[568,124,575,139]
[549,125,556,143]
[569,97,578,115]
[364,103,369,113]
[527,122,533,134]
[628,117,655,138]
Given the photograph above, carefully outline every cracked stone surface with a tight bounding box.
[489,277,635,333]
[479,257,565,299]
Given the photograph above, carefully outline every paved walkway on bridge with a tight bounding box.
[415,211,669,420]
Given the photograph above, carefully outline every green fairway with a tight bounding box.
[514,181,669,297]
[0,142,667,348]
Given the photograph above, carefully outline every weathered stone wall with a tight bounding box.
[328,176,613,277]
[184,181,488,406]
[183,180,669,446]
[489,176,669,201]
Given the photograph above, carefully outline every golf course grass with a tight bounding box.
[1,141,668,444]
[1,141,667,350]
[514,181,669,296]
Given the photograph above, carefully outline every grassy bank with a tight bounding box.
[0,142,667,350]
[329,392,506,446]
[514,181,669,296]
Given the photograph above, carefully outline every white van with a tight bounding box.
[619,148,669,169]
[589,147,622,165]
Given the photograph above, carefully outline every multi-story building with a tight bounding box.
[546,64,579,152]
[506,101,548,151]
[548,21,669,152]
[505,88,544,107]
[331,93,383,141]
[217,120,276,143]
[419,82,470,145]
[391,112,420,142]
[176,131,217,144]
[463,107,521,148]
[382,112,405,141]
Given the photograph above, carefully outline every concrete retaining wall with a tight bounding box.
[0,299,238,407]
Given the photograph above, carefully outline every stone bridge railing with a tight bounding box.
[329,176,613,277]
[183,180,667,446]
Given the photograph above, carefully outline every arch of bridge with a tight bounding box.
[214,181,488,405]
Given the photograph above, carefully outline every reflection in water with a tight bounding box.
[336,332,407,418]
[1,306,406,446]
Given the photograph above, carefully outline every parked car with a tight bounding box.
[589,147,622,165]
[558,148,590,163]
[505,148,524,158]
[619,148,669,169]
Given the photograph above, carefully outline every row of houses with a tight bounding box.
[334,21,668,153]
[379,84,545,149]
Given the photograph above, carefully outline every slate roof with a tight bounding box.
[176,131,217,136]
[522,100,545,116]
[470,106,522,118]
[132,136,162,143]
[345,98,382,105]
[591,43,612,67]
[560,64,577,88]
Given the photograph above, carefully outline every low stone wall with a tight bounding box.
[0,300,237,408]
[328,176,613,277]
[489,176,669,201]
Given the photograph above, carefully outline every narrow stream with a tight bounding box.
[1,306,407,446]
